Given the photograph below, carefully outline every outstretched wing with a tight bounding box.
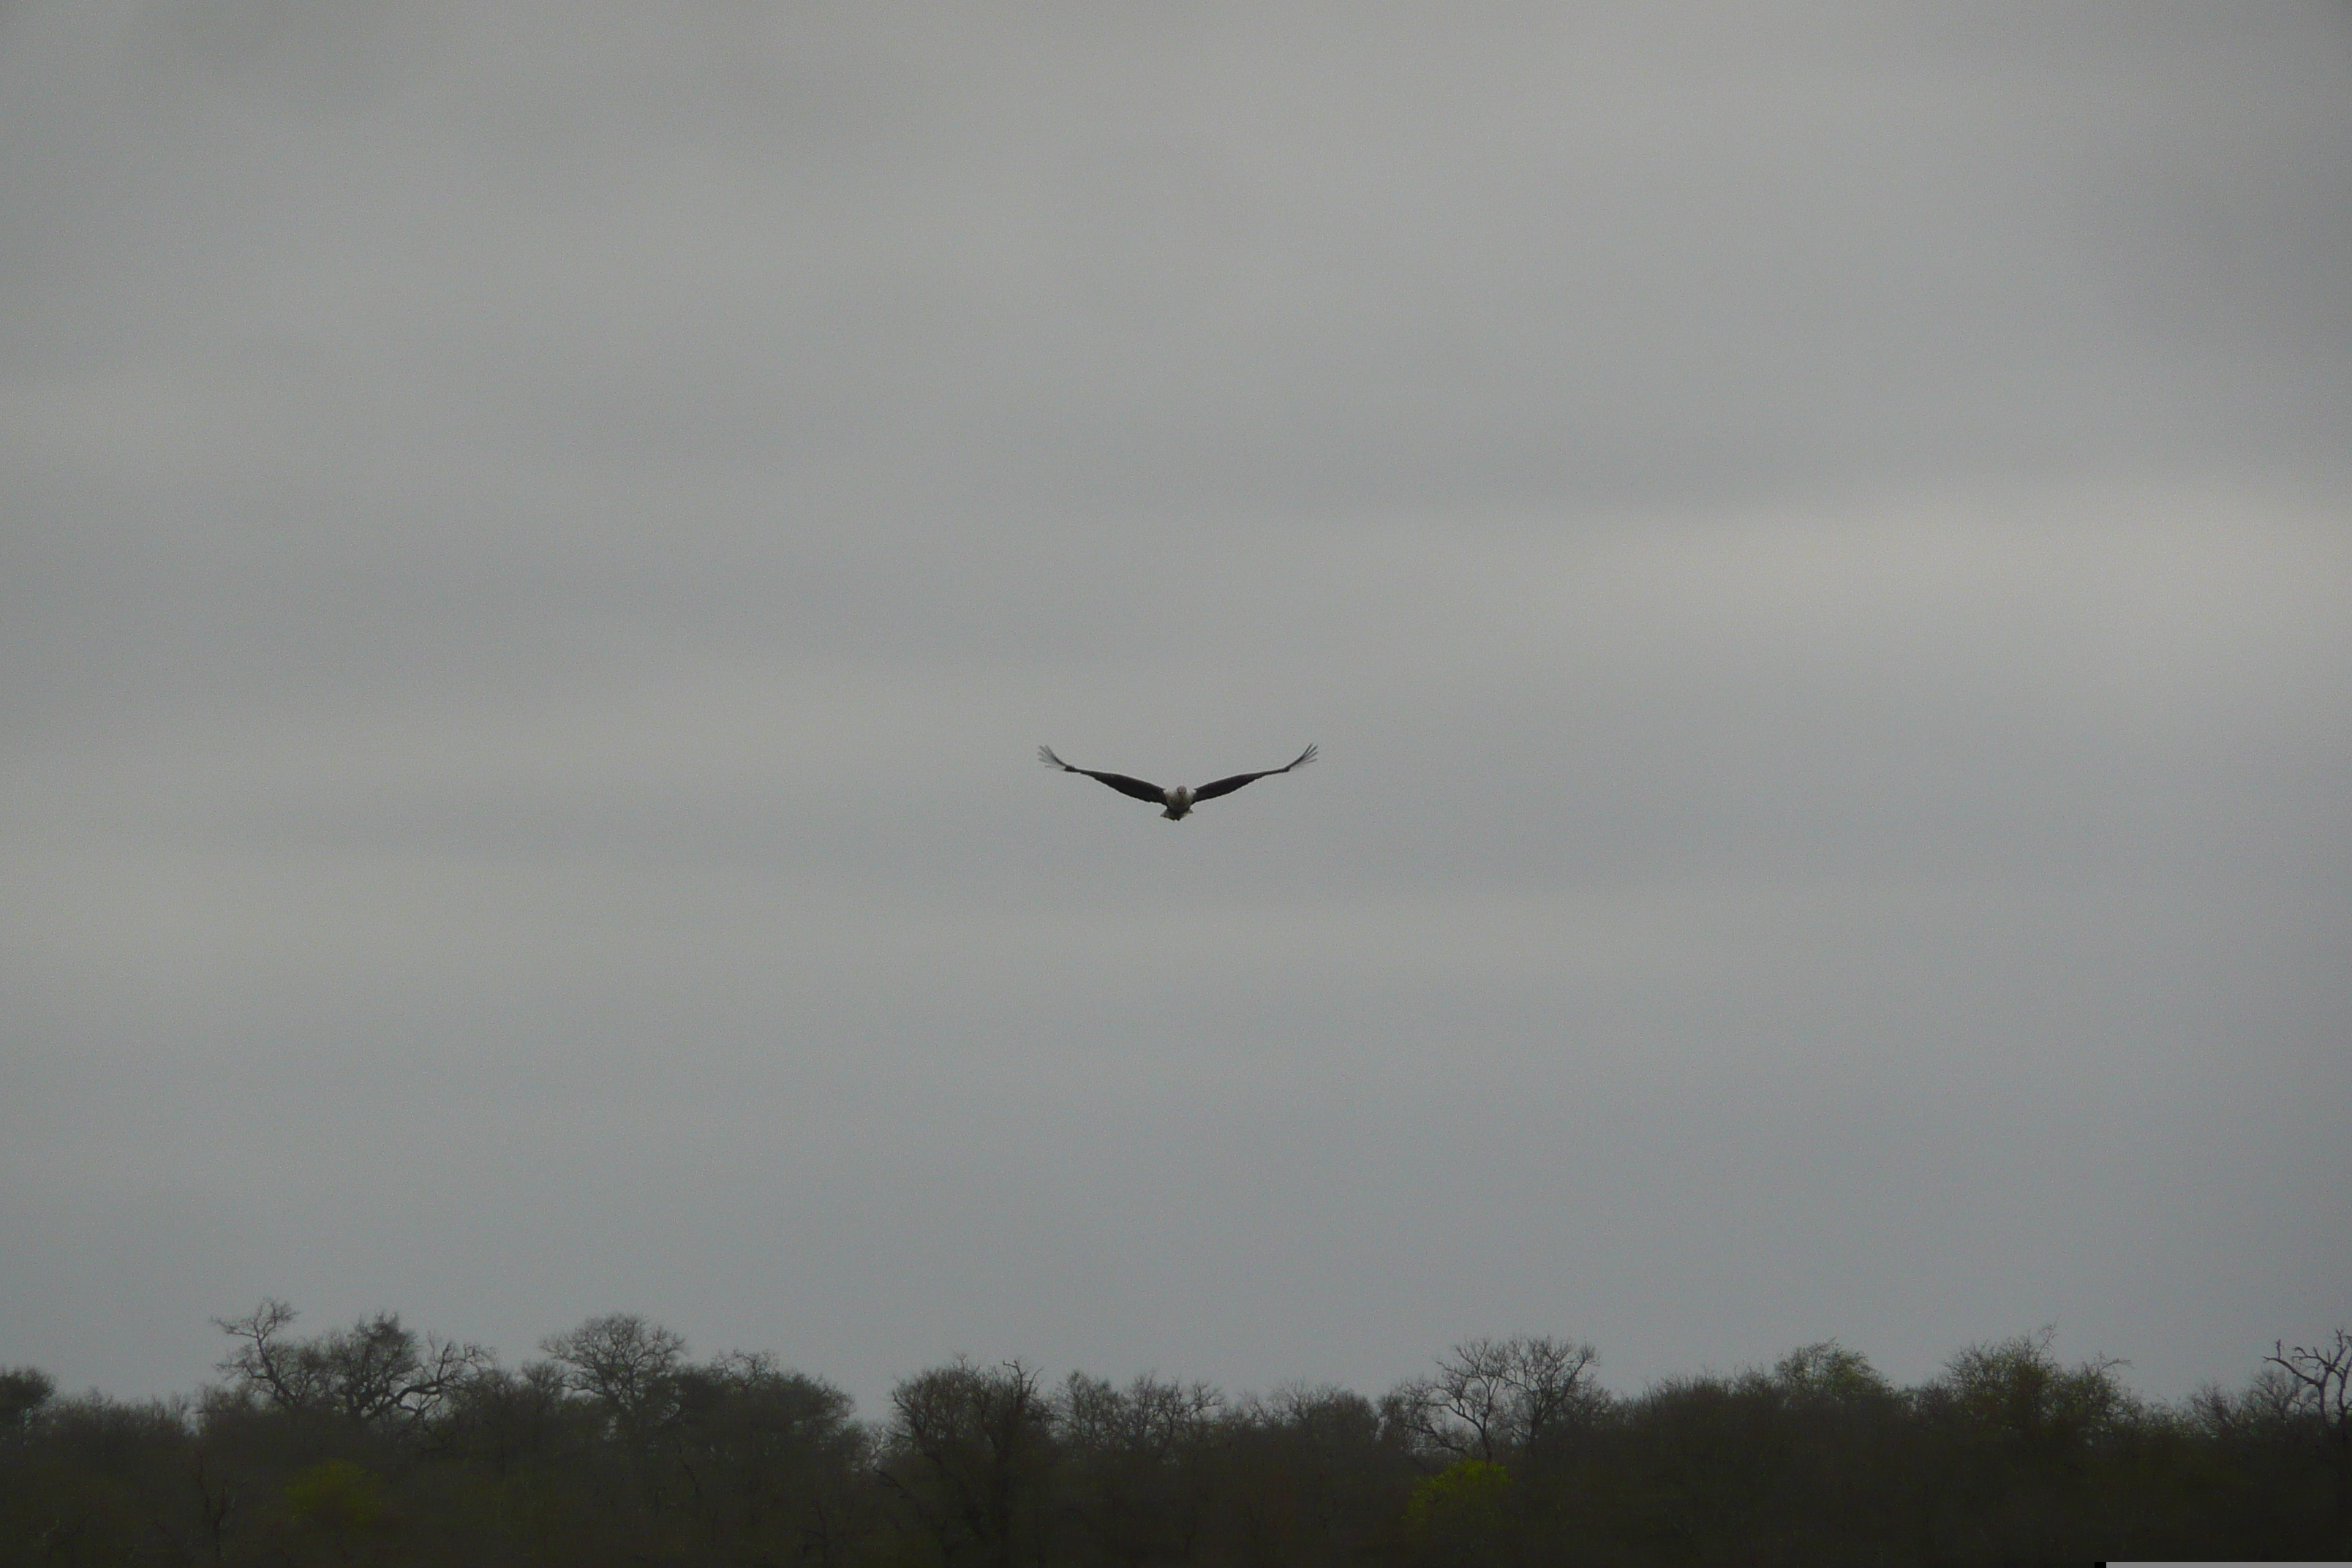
[1190,743,1319,804]
[1039,745,1168,806]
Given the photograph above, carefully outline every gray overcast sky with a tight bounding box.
[3,2,2348,1414]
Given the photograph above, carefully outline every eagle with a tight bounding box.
[1039,744,1318,820]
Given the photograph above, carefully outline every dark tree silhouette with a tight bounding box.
[1397,1335,1602,1463]
[2269,1328,2352,1548]
[2,1307,2346,1564]
[213,1299,487,1429]
[0,1368,52,1439]
[882,1358,1055,1568]
[540,1312,687,1438]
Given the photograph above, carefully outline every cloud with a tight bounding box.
[1,2,2347,1410]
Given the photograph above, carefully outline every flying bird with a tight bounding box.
[1039,744,1318,820]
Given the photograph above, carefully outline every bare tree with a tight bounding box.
[212,1300,487,1430]
[2267,1329,2352,1544]
[665,1352,867,1565]
[883,1359,1052,1568]
[540,1313,687,1436]
[1399,1335,1602,1463]
[1059,1373,1222,1463]
[1059,1373,1224,1566]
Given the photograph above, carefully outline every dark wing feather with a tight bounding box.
[1190,743,1318,803]
[1075,770,1170,804]
[1039,746,1167,805]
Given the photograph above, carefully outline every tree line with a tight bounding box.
[2,1304,2347,1564]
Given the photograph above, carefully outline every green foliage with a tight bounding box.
[284,1458,386,1532]
[1403,1456,1511,1531]
[1934,1326,2133,1450]
[1766,1339,1891,1402]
